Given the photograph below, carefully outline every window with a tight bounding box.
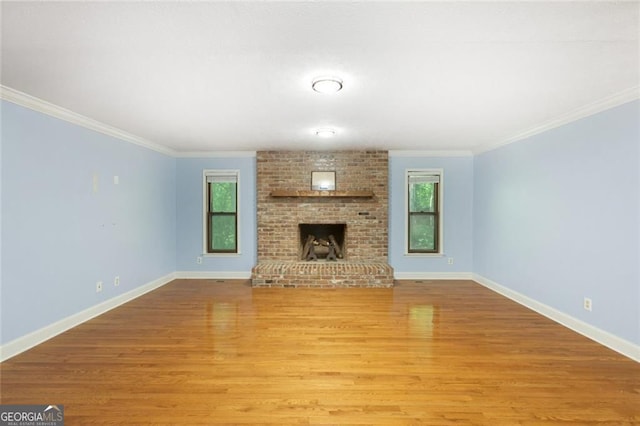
[204,171,239,254]
[407,170,442,254]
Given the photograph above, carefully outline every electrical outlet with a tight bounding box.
[114,276,120,286]
[196,256,203,264]
[447,257,454,265]
[96,281,103,293]
[583,297,592,312]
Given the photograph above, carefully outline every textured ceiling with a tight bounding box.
[1,1,638,154]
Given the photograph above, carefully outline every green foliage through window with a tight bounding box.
[408,174,440,253]
[207,178,237,253]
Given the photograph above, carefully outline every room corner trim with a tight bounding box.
[175,151,257,158]
[0,272,176,362]
[473,86,640,155]
[174,271,252,279]
[394,272,473,280]
[0,85,176,157]
[388,150,473,158]
[472,273,640,363]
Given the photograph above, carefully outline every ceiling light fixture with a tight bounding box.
[315,128,336,138]
[312,77,343,93]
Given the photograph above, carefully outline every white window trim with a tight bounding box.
[404,168,444,256]
[202,169,242,256]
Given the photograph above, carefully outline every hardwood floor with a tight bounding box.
[1,279,639,425]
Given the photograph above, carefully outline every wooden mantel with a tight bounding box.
[269,189,374,198]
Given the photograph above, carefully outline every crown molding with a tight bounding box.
[0,85,176,157]
[4,84,637,159]
[175,151,257,158]
[388,150,473,158]
[473,86,640,155]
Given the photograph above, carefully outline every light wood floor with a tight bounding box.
[1,280,639,425]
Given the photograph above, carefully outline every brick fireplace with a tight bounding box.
[251,150,394,287]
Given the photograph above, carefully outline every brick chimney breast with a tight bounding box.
[252,150,393,288]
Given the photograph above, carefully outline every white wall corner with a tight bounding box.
[388,150,473,158]
[472,274,640,363]
[394,272,473,280]
[0,272,176,362]
[174,271,252,280]
[175,151,257,158]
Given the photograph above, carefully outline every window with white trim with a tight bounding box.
[406,170,442,254]
[204,170,239,254]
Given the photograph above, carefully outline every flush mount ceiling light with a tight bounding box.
[312,77,343,93]
[315,128,336,138]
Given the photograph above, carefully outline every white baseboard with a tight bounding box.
[472,274,640,363]
[174,271,252,279]
[394,272,473,280]
[0,272,176,362]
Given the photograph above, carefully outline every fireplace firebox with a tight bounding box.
[299,223,346,261]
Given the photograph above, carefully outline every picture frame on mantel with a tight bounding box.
[311,171,336,190]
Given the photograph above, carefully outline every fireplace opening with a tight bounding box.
[299,223,346,261]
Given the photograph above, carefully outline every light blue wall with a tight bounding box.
[0,102,3,339]
[1,101,176,345]
[473,100,640,344]
[389,155,474,274]
[176,157,257,273]
[2,94,638,353]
